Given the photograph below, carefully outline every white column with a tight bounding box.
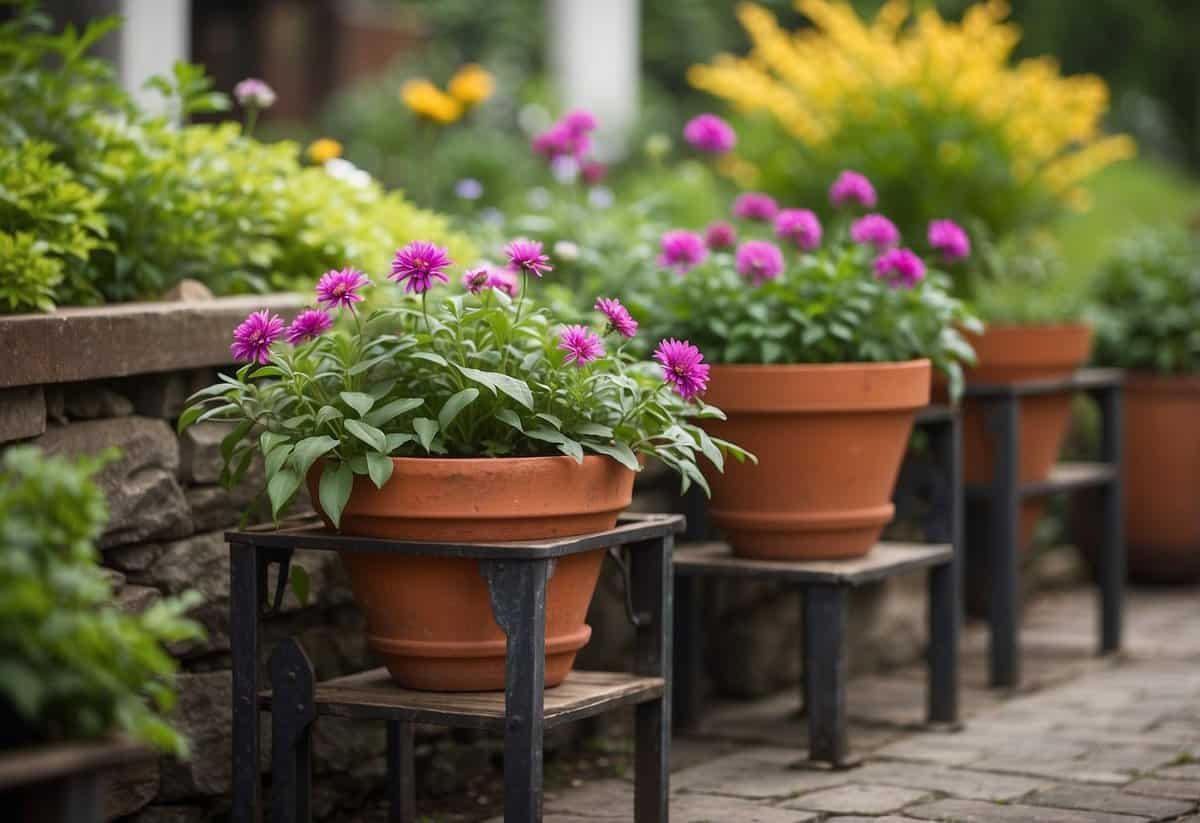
[118,0,192,113]
[547,0,640,160]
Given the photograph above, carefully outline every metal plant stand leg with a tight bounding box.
[671,573,702,731]
[230,544,265,823]
[387,721,416,823]
[1095,384,1125,653]
[804,585,850,767]
[987,396,1022,688]
[269,639,316,823]
[484,559,550,823]
[632,536,673,823]
[927,413,961,726]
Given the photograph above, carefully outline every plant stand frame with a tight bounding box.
[226,512,683,823]
[673,405,962,769]
[0,738,150,823]
[963,368,1125,688]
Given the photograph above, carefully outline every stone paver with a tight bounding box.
[1027,784,1195,820]
[906,798,1147,823]
[1156,763,1200,781]
[1124,777,1200,801]
[836,760,1052,801]
[784,783,930,814]
[672,794,817,822]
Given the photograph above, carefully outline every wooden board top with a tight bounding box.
[673,541,952,585]
[260,669,664,731]
[965,461,1116,500]
[963,367,1123,399]
[0,737,150,791]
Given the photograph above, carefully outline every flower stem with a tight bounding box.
[514,271,529,325]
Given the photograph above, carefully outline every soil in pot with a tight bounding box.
[308,455,635,691]
[699,360,931,560]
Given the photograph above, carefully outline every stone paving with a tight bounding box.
[500,584,1200,822]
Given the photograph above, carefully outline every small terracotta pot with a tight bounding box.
[957,323,1094,550]
[307,456,635,691]
[700,360,931,560]
[1122,373,1200,580]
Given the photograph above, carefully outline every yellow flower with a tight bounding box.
[306,138,342,165]
[402,79,463,125]
[448,64,495,106]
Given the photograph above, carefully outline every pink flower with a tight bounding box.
[284,309,333,344]
[704,221,737,250]
[658,230,708,274]
[558,324,605,366]
[316,268,371,310]
[928,219,971,262]
[683,113,736,154]
[505,238,552,277]
[654,339,710,401]
[732,192,779,222]
[532,124,572,160]
[233,78,276,109]
[230,309,284,364]
[829,170,877,209]
[390,241,452,294]
[462,268,491,294]
[562,109,598,135]
[874,248,927,288]
[775,209,822,251]
[486,268,519,297]
[581,160,608,184]
[850,214,900,250]
[595,297,638,338]
[735,240,785,286]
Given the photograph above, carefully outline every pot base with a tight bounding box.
[714,502,894,560]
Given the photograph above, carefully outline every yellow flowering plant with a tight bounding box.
[690,0,1135,256]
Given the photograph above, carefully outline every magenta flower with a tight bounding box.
[775,209,822,251]
[390,241,452,294]
[532,124,572,160]
[595,297,638,338]
[732,192,779,222]
[562,109,598,135]
[230,309,284,364]
[505,238,553,277]
[486,268,519,297]
[233,78,276,109]
[316,268,371,310]
[462,268,491,294]
[874,248,927,288]
[654,339,710,401]
[735,240,786,286]
[850,214,901,250]
[683,113,736,154]
[284,309,333,344]
[928,219,971,262]
[829,170,877,209]
[658,230,708,274]
[581,160,608,184]
[704,221,737,250]
[558,324,605,366]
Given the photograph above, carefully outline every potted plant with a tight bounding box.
[1089,227,1200,580]
[640,175,979,560]
[180,240,749,692]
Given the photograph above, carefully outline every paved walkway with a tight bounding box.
[516,585,1200,822]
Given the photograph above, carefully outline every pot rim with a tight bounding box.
[708,357,931,375]
[366,453,628,468]
[968,321,1092,335]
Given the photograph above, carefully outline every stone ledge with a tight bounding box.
[0,295,305,389]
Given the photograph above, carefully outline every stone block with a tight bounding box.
[184,484,263,533]
[60,383,134,420]
[158,671,233,799]
[1125,778,1200,801]
[0,385,45,443]
[908,798,1145,822]
[786,784,931,815]
[116,582,162,614]
[35,417,192,549]
[179,422,231,484]
[103,757,160,819]
[1028,784,1194,820]
[126,369,218,421]
[128,806,210,823]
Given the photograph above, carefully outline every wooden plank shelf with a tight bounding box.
[964,461,1116,500]
[674,541,953,586]
[260,669,664,732]
[964,367,1124,398]
[0,737,148,792]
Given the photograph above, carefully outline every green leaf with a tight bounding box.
[339,391,375,417]
[220,419,253,462]
[364,397,423,427]
[0,661,43,717]
[344,419,387,452]
[584,440,640,471]
[291,435,338,477]
[265,443,294,478]
[536,412,563,429]
[496,409,524,431]
[526,427,567,444]
[574,422,614,438]
[411,351,448,367]
[316,405,343,427]
[289,565,311,607]
[176,404,204,433]
[556,438,584,462]
[318,461,354,529]
[413,418,439,452]
[454,364,535,409]
[260,431,290,456]
[267,468,301,518]
[365,452,394,489]
[438,388,480,430]
[385,433,415,452]
[695,428,725,472]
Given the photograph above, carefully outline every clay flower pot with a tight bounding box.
[958,324,1093,549]
[1122,373,1200,581]
[699,360,931,560]
[307,456,635,691]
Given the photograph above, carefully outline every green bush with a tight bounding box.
[1090,227,1200,374]
[0,446,202,755]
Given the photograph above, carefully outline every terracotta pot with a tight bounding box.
[957,324,1094,550]
[307,456,635,691]
[1122,373,1200,581]
[700,360,931,560]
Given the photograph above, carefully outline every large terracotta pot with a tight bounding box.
[700,360,931,560]
[959,324,1094,549]
[1122,373,1200,580]
[307,456,635,691]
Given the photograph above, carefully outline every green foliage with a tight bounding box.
[0,446,202,755]
[1090,228,1200,374]
[181,260,753,526]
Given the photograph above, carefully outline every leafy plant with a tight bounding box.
[0,446,202,755]
[180,241,753,527]
[1090,226,1200,373]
